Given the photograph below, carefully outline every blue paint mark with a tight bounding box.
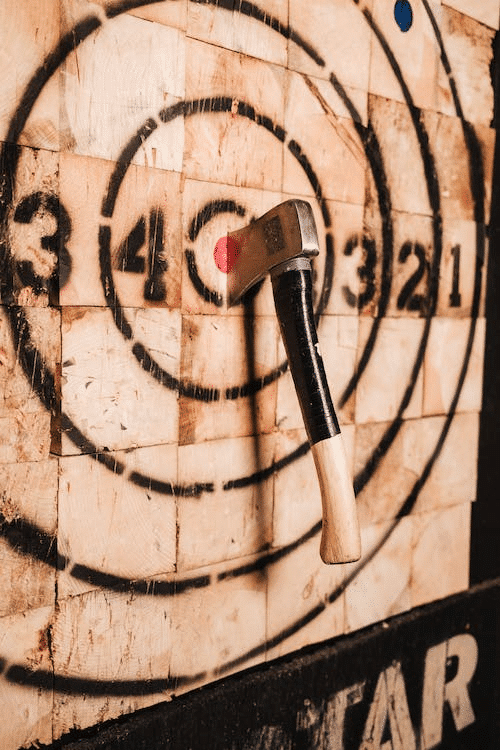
[394,0,413,32]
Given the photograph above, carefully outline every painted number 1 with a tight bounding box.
[449,244,462,308]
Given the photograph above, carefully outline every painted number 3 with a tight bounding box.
[13,191,72,297]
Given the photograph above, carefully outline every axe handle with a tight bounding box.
[271,263,361,564]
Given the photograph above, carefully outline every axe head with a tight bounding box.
[226,199,319,306]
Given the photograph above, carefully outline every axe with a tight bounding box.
[222,199,361,564]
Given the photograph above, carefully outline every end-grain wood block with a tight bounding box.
[354,317,425,425]
[422,110,494,223]
[423,316,485,416]
[177,434,275,571]
[385,212,434,319]
[283,71,366,206]
[5,145,59,307]
[179,314,278,445]
[57,446,177,599]
[437,220,487,318]
[355,418,421,526]
[354,412,480,525]
[437,6,496,125]
[0,459,57,617]
[59,13,185,166]
[413,411,480,513]
[368,95,434,217]
[272,429,321,547]
[51,588,173,740]
[58,305,180,455]
[369,0,440,111]
[0,409,51,465]
[266,533,345,662]
[0,306,59,463]
[359,207,435,323]
[410,502,471,608]
[443,0,500,29]
[288,0,373,92]
[187,0,288,66]
[59,0,107,35]
[170,554,267,689]
[344,515,414,633]
[99,162,182,310]
[184,39,286,192]
[0,0,60,149]
[58,152,114,307]
[59,153,183,309]
[0,605,54,750]
[186,0,237,55]
[127,0,187,30]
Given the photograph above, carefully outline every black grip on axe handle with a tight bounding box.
[271,258,361,564]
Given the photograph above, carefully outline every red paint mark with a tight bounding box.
[214,236,240,273]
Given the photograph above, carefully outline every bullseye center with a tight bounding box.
[214,236,240,273]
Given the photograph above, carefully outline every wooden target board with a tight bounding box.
[0,0,497,747]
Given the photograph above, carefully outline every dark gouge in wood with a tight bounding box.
[225,199,361,564]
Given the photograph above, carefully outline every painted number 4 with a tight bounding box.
[114,207,168,302]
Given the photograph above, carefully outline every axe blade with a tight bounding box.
[226,199,319,307]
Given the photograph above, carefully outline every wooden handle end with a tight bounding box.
[311,434,361,564]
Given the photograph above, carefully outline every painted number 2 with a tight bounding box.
[396,241,429,313]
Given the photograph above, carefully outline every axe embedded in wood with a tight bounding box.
[223,199,361,564]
